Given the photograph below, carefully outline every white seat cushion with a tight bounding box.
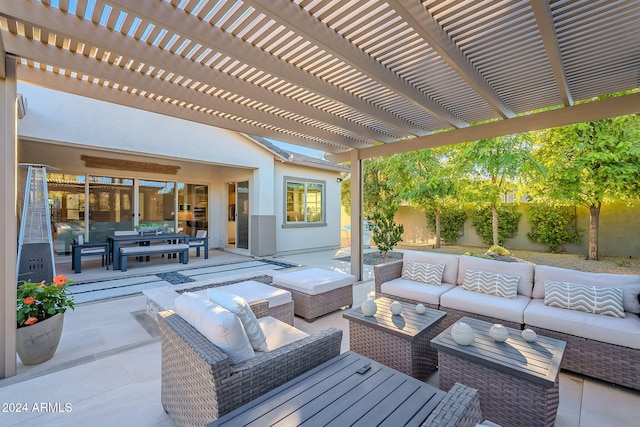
[273,268,355,295]
[215,280,292,308]
[174,292,255,364]
[524,299,640,349]
[440,287,531,324]
[381,278,455,306]
[257,316,310,351]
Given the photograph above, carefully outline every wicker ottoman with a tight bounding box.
[212,280,295,325]
[272,268,355,322]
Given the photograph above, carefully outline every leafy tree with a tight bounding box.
[470,205,522,246]
[389,149,459,248]
[527,204,582,253]
[451,133,540,246]
[528,112,640,260]
[424,206,467,245]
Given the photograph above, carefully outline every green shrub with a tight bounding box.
[486,245,511,257]
[527,204,582,253]
[470,205,521,246]
[424,207,467,245]
[367,210,404,257]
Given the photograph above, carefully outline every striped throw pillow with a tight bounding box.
[462,269,519,299]
[401,261,445,286]
[544,281,625,318]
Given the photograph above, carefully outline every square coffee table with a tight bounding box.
[431,316,566,427]
[343,297,446,380]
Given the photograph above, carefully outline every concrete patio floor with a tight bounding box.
[0,248,638,426]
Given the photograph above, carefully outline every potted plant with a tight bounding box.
[16,275,75,365]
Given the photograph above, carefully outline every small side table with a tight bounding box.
[343,297,446,380]
[431,316,566,427]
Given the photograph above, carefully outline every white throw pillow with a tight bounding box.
[462,269,519,299]
[208,288,268,352]
[544,280,625,318]
[401,260,445,286]
[174,292,255,364]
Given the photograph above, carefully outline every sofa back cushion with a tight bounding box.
[534,264,640,314]
[544,280,625,318]
[462,269,519,299]
[401,261,445,286]
[175,292,255,364]
[403,250,459,285]
[457,255,535,297]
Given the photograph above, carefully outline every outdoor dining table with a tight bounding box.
[106,232,190,270]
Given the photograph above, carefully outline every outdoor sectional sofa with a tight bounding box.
[375,250,640,391]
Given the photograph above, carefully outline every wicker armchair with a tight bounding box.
[158,301,343,427]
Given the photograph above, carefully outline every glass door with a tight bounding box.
[138,180,176,232]
[48,173,86,254]
[87,176,134,241]
[236,181,249,250]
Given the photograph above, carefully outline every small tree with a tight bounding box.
[470,205,521,246]
[527,204,582,253]
[367,210,404,257]
[424,206,467,245]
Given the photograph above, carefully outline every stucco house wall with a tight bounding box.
[16,83,342,256]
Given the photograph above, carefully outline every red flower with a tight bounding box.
[23,297,36,304]
[38,284,45,288]
[53,275,67,286]
[24,317,38,326]
[40,280,46,286]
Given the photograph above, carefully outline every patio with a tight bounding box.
[1,248,639,426]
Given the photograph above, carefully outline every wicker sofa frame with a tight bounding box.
[158,301,343,427]
[375,259,640,392]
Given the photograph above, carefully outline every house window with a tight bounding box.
[284,178,325,226]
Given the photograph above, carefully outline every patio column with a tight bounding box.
[349,149,363,281]
[0,54,18,379]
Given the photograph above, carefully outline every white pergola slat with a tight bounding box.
[2,0,636,157]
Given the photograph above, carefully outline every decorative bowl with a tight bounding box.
[390,301,403,315]
[451,322,474,346]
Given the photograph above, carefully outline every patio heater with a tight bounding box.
[16,164,58,284]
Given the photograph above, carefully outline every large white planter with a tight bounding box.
[16,313,64,365]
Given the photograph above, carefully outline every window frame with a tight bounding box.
[282,177,327,228]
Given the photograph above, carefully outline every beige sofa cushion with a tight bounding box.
[524,299,640,349]
[381,278,456,306]
[403,250,459,285]
[440,287,531,324]
[533,265,640,314]
[457,255,535,297]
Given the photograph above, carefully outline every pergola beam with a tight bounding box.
[247,0,469,128]
[17,65,342,152]
[328,92,640,163]
[4,33,366,150]
[530,0,574,106]
[390,0,515,119]
[107,0,425,136]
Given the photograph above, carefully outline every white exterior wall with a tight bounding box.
[16,84,341,254]
[274,161,343,255]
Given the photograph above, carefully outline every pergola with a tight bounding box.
[0,0,639,378]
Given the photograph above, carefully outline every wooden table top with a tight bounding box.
[208,351,445,427]
[343,297,446,340]
[430,316,566,387]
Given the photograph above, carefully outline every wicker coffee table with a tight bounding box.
[431,316,566,427]
[343,297,446,380]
